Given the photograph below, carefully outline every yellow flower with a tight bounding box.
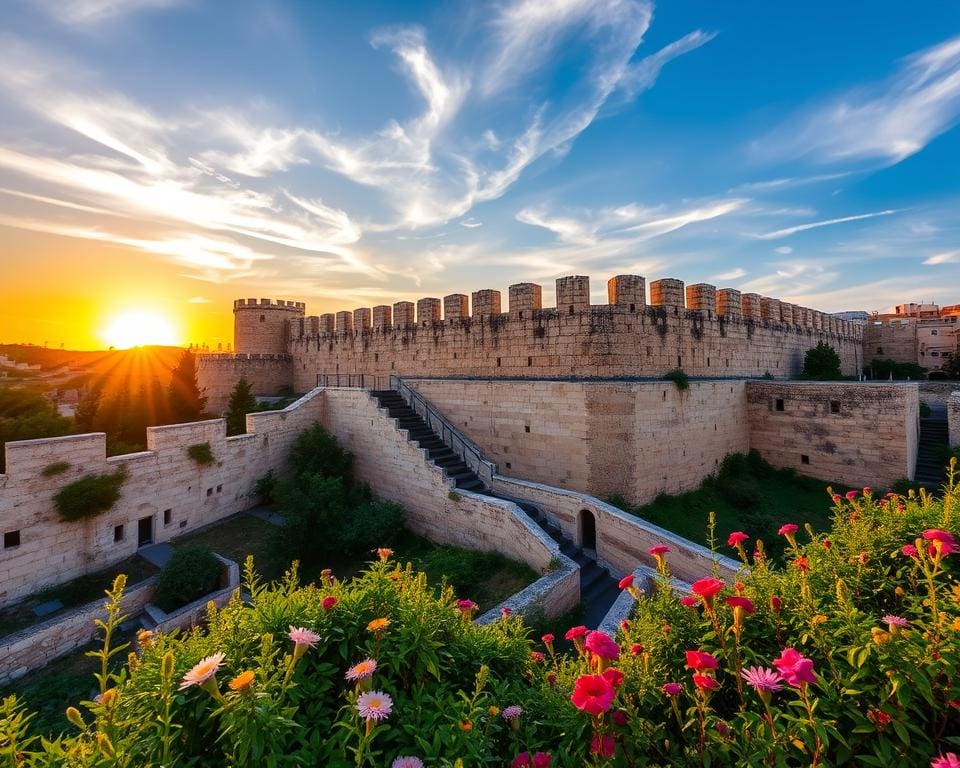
[810,614,828,626]
[228,670,255,693]
[488,706,500,716]
[951,584,960,605]
[459,719,473,731]
[99,689,117,708]
[367,618,391,633]
[951,616,960,632]
[871,627,891,645]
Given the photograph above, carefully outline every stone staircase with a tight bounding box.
[915,404,950,490]
[370,389,621,627]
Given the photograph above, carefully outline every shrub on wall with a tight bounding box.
[663,368,689,391]
[53,466,127,522]
[41,461,70,478]
[186,442,215,466]
[152,544,221,612]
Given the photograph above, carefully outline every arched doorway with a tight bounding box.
[579,509,597,551]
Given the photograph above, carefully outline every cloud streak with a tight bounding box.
[754,209,898,240]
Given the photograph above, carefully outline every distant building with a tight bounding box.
[863,301,959,372]
[833,310,869,324]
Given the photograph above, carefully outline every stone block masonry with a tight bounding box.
[949,390,960,448]
[196,354,293,414]
[746,381,919,489]
[0,391,324,607]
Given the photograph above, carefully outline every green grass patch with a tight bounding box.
[186,442,214,466]
[610,451,843,561]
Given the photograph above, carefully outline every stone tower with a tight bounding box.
[233,298,305,354]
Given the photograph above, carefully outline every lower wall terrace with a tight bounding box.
[0,391,323,607]
[950,391,960,448]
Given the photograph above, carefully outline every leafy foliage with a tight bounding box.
[40,461,70,478]
[152,545,222,612]
[0,386,74,473]
[802,341,842,379]
[866,357,929,381]
[225,377,257,436]
[254,470,277,505]
[167,350,207,423]
[52,467,127,522]
[187,442,215,466]
[6,466,960,765]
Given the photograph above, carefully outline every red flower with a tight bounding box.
[585,631,620,661]
[863,487,872,496]
[648,544,670,557]
[541,633,554,645]
[531,651,544,664]
[770,595,783,614]
[662,682,682,697]
[822,539,832,549]
[630,643,643,655]
[570,674,615,714]
[565,625,588,641]
[725,596,756,614]
[321,596,338,611]
[690,578,725,599]
[845,490,858,501]
[727,531,749,547]
[778,523,799,536]
[512,753,531,768]
[532,753,551,768]
[611,710,629,726]
[685,650,718,670]
[793,555,810,572]
[619,619,630,631]
[681,596,699,608]
[773,648,817,687]
[618,574,634,590]
[547,673,557,686]
[831,493,842,503]
[924,529,958,555]
[602,668,624,688]
[902,544,918,558]
[692,674,718,691]
[501,607,512,616]
[590,733,616,758]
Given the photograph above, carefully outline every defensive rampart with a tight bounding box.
[196,353,294,414]
[286,275,862,390]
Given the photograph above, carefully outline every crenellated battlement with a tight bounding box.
[233,298,306,311]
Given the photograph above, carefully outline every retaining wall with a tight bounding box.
[950,391,960,448]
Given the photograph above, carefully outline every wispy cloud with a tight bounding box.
[30,0,185,24]
[924,250,960,265]
[757,34,960,164]
[713,267,745,281]
[754,209,898,240]
[773,246,793,255]
[617,29,717,101]
[187,296,211,303]
[730,172,852,193]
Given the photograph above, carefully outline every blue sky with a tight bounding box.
[2,0,960,337]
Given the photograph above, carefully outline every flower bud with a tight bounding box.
[66,707,86,730]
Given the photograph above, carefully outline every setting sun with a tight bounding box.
[101,311,180,349]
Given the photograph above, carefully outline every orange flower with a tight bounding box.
[377,548,394,562]
[459,719,473,731]
[228,671,255,693]
[367,617,391,633]
[137,629,154,649]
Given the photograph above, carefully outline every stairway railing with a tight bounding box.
[389,375,497,486]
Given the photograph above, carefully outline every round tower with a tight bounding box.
[233,298,305,354]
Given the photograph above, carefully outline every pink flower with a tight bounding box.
[773,648,817,687]
[831,493,842,504]
[570,674,615,714]
[883,614,910,628]
[501,607,513,616]
[618,574,634,590]
[924,529,957,555]
[532,753,552,768]
[902,544,918,558]
[345,658,377,681]
[690,577,725,601]
[531,651,544,664]
[778,523,799,536]
[457,599,477,612]
[321,596,338,610]
[692,674,718,691]
[727,531,749,547]
[392,759,425,768]
[585,631,620,661]
[630,643,643,655]
[501,705,523,720]
[863,487,872,495]
[541,633,554,645]
[288,626,320,648]
[611,710,629,726]
[648,544,670,557]
[931,754,960,768]
[619,619,630,631]
[662,682,682,697]
[770,595,783,614]
[564,625,588,641]
[681,595,699,608]
[547,673,557,686]
[512,754,531,768]
[740,666,783,694]
[590,733,616,758]
[602,668,624,688]
[845,490,858,501]
[179,652,225,690]
[725,596,756,615]
[685,650,718,671]
[356,690,393,721]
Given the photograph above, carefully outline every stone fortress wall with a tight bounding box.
[196,274,864,410]
[405,379,919,504]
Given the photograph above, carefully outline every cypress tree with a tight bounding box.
[167,350,207,423]
[225,377,257,436]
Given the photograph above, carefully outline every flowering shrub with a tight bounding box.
[2,461,959,766]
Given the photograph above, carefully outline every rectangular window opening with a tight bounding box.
[113,525,124,543]
[4,530,20,549]
[527,356,532,366]
[496,357,501,367]
[775,398,785,412]
[524,425,530,433]
[163,509,172,526]
[830,401,840,414]
[801,454,810,465]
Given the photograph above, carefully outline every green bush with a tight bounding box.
[662,368,689,391]
[53,467,127,522]
[254,470,277,504]
[866,357,928,381]
[920,401,932,418]
[336,499,405,555]
[288,422,353,480]
[41,461,70,478]
[152,545,221,612]
[187,442,214,466]
[802,341,842,379]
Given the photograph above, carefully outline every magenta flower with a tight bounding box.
[501,705,523,720]
[356,690,393,721]
[845,490,858,501]
[585,631,620,661]
[681,595,699,608]
[392,759,425,768]
[931,754,960,768]
[741,666,783,694]
[923,529,957,556]
[662,682,682,697]
[692,674,718,691]
[648,544,670,557]
[618,574,634,590]
[727,531,749,547]
[882,614,910,629]
[685,650,719,670]
[902,544,918,558]
[778,523,798,536]
[773,648,817,687]
[288,626,320,648]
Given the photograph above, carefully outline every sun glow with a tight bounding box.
[101,311,180,349]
